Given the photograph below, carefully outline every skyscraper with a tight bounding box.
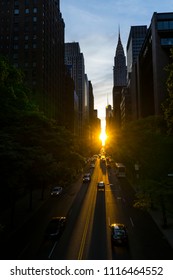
[113,32,127,87]
[112,30,127,128]
[126,25,147,119]
[128,12,173,119]
[65,42,85,137]
[126,26,147,80]
[0,0,65,122]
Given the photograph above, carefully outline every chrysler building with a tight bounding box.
[112,30,127,128]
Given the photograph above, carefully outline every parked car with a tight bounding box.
[45,217,66,239]
[83,173,91,183]
[97,181,105,191]
[51,186,63,196]
[110,223,128,245]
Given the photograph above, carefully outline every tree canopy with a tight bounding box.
[0,56,85,210]
[162,47,173,134]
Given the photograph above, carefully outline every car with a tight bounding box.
[83,173,91,183]
[50,186,63,196]
[45,217,66,239]
[110,223,128,245]
[97,181,105,191]
[90,163,95,168]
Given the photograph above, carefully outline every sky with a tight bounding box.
[61,0,173,125]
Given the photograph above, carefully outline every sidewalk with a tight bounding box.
[149,209,173,249]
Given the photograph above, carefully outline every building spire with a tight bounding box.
[113,26,127,87]
[118,25,120,40]
[115,25,124,57]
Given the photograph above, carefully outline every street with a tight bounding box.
[1,157,173,260]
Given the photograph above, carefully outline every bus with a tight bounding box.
[115,163,126,178]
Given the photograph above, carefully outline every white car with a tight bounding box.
[97,181,105,191]
[51,186,63,196]
[83,173,91,183]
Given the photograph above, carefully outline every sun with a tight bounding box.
[99,130,107,146]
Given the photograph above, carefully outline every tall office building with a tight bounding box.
[126,26,147,79]
[131,12,173,118]
[106,104,114,136]
[113,32,127,87]
[0,0,65,122]
[126,26,147,119]
[65,42,85,137]
[112,31,127,128]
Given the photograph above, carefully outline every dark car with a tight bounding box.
[83,173,91,183]
[45,217,66,239]
[110,223,128,245]
[50,186,63,196]
[97,181,105,191]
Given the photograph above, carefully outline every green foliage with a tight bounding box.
[0,57,85,208]
[162,47,173,134]
[0,56,37,126]
[111,116,173,213]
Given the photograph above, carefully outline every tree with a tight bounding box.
[162,47,173,134]
[110,116,173,226]
[0,56,86,218]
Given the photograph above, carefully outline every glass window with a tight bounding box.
[161,38,173,45]
[14,9,19,15]
[25,8,29,14]
[33,17,37,22]
[158,20,173,30]
[33,8,37,13]
[14,36,18,40]
[13,44,19,49]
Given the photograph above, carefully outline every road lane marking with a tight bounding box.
[78,203,92,260]
[48,241,58,259]
[130,217,134,227]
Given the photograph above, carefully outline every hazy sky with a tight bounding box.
[61,0,173,123]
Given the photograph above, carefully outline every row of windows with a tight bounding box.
[13,16,37,23]
[13,43,37,49]
[161,38,173,45]
[12,57,37,68]
[14,8,38,14]
[0,43,38,49]
[14,0,38,6]
[157,20,173,30]
[13,35,37,40]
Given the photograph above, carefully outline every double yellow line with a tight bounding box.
[78,202,92,259]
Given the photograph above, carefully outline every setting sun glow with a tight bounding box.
[99,129,107,146]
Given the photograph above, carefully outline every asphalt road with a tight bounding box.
[1,158,173,260]
[48,159,173,260]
